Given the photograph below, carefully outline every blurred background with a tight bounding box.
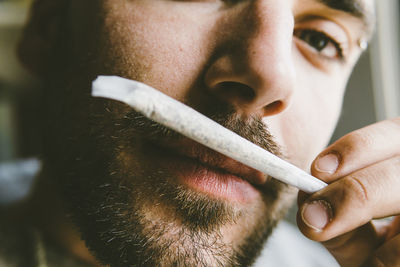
[0,0,42,205]
[0,1,399,207]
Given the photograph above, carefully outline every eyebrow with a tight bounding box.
[317,0,375,37]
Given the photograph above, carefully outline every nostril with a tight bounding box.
[210,81,289,115]
[264,100,284,115]
[214,81,255,103]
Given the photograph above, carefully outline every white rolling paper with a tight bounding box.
[92,76,327,193]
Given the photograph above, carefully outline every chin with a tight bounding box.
[51,100,297,266]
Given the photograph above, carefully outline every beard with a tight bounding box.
[43,96,296,267]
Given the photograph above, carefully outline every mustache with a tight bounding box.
[114,103,283,158]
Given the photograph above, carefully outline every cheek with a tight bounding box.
[92,2,220,101]
[268,73,347,169]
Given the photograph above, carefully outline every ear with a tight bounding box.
[17,0,68,76]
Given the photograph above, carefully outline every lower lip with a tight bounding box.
[146,144,260,203]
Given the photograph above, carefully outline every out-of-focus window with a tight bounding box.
[370,0,400,120]
[0,0,35,161]
[0,0,38,205]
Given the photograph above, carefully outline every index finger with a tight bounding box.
[311,118,400,183]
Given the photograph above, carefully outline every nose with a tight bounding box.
[204,1,296,117]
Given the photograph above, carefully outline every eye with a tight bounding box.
[294,29,344,61]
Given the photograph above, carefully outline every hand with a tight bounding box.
[297,118,400,267]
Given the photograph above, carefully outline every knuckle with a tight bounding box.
[366,256,386,267]
[391,117,400,127]
[341,175,369,206]
[341,131,374,152]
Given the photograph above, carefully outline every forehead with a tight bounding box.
[69,0,375,34]
[71,0,374,19]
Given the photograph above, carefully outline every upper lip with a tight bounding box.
[150,137,267,185]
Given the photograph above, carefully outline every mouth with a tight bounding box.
[143,137,268,203]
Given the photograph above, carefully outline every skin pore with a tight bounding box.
[18,0,374,266]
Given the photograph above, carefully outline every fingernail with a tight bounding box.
[315,153,339,174]
[301,200,332,231]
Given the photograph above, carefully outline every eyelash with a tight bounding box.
[294,29,345,62]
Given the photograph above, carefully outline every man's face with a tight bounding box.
[41,0,373,265]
